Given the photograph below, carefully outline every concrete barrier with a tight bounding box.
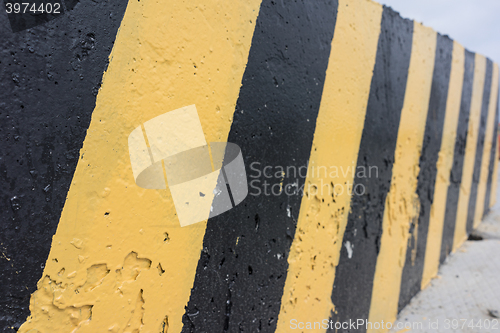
[0,0,498,332]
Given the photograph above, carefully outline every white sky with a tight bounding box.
[376,0,500,64]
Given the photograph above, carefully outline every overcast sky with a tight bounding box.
[376,0,500,64]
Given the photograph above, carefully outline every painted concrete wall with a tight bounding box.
[0,0,498,332]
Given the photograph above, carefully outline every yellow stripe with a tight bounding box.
[473,64,499,227]
[421,42,465,289]
[367,22,436,333]
[19,0,261,332]
[491,128,500,208]
[453,54,487,251]
[274,0,383,331]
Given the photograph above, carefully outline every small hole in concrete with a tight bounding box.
[468,233,483,241]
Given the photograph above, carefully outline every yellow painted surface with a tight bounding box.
[491,130,500,208]
[368,23,436,333]
[453,54,487,251]
[421,42,465,289]
[275,0,383,331]
[18,0,261,332]
[473,64,499,227]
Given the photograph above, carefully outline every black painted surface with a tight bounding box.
[398,35,453,311]
[327,7,413,333]
[466,59,493,233]
[0,1,128,331]
[483,93,499,216]
[181,0,338,332]
[64,0,79,11]
[440,50,476,263]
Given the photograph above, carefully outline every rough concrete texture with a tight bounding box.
[0,1,129,331]
[0,0,499,332]
[392,169,500,333]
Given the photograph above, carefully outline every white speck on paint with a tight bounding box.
[345,241,354,259]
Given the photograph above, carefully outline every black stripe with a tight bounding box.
[398,34,453,312]
[440,50,476,263]
[181,1,339,332]
[483,90,499,216]
[466,59,493,233]
[327,7,413,332]
[0,2,129,331]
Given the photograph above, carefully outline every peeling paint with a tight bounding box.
[368,22,436,333]
[453,54,487,250]
[275,0,382,330]
[473,65,499,228]
[17,0,261,331]
[421,42,465,289]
